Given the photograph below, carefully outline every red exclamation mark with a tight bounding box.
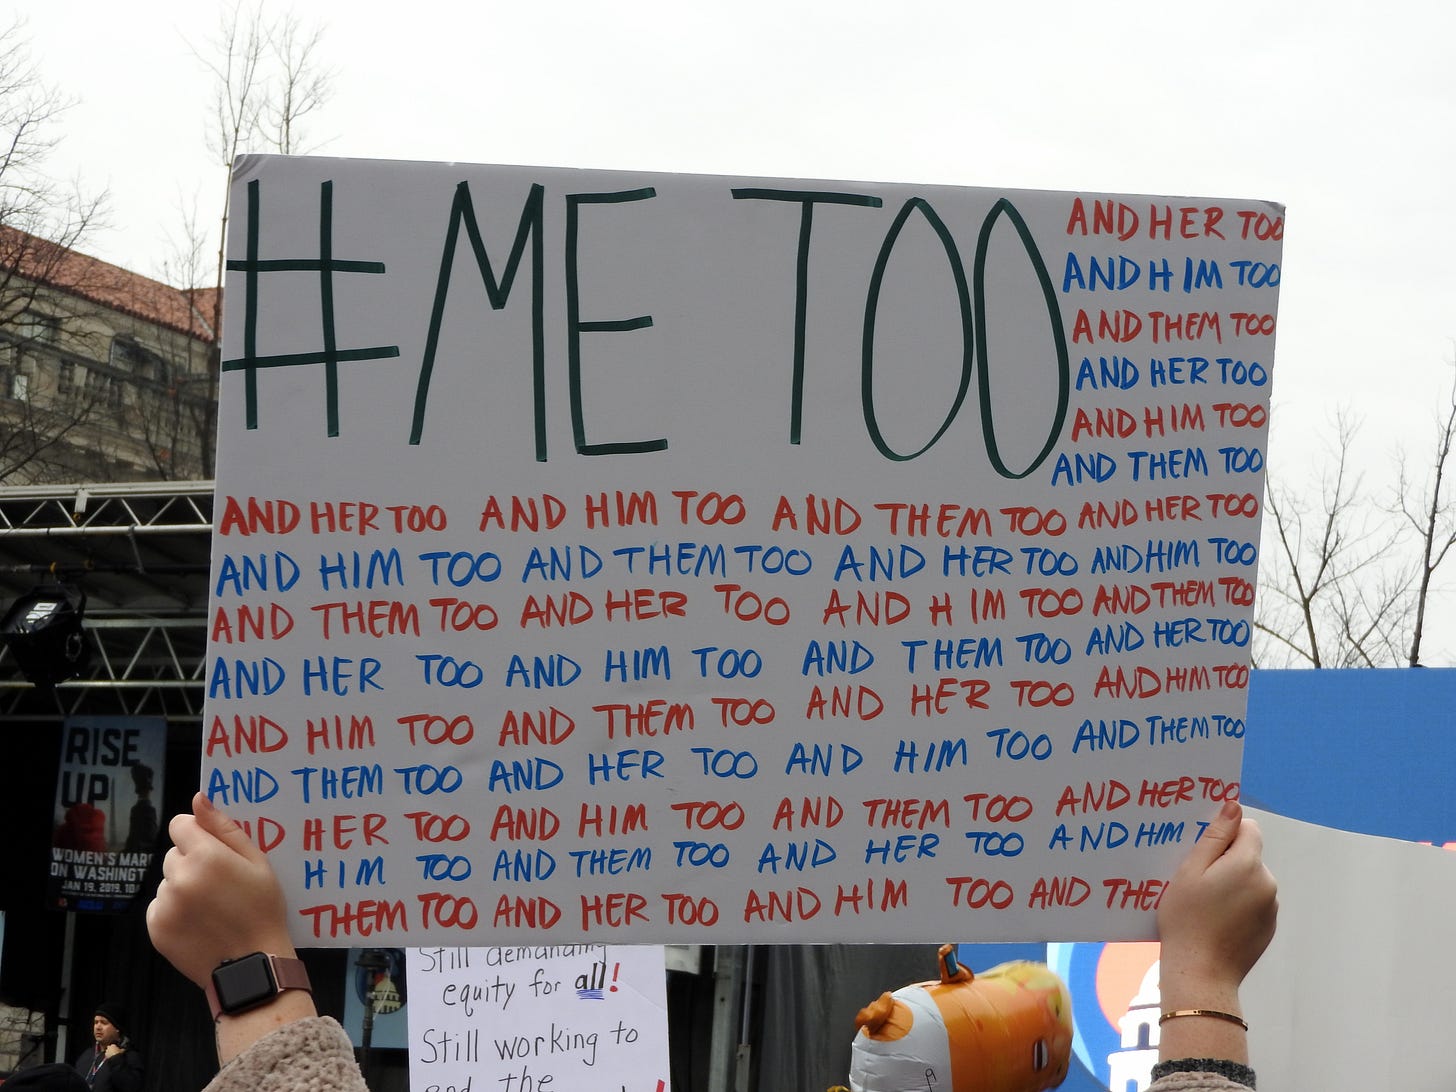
[610,962,621,991]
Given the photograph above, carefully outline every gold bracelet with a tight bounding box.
[1158,1008,1248,1031]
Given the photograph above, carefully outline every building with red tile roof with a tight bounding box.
[0,227,218,484]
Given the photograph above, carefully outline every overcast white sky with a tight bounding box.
[22,0,1456,662]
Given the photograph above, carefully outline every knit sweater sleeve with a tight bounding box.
[203,1017,367,1092]
[1149,1070,1256,1092]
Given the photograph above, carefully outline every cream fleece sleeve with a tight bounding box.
[204,1017,367,1092]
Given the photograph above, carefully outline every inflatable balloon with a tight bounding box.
[848,945,1072,1092]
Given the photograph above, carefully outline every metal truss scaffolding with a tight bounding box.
[0,481,213,721]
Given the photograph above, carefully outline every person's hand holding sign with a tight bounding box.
[147,791,317,1065]
[1154,799,1278,1084]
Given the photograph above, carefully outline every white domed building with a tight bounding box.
[1106,960,1162,1092]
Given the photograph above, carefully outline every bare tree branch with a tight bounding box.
[1255,413,1412,667]
[183,3,333,477]
[1395,357,1456,666]
[265,15,332,155]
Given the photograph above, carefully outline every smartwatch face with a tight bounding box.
[213,954,277,1013]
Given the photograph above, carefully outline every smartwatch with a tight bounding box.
[206,952,312,1021]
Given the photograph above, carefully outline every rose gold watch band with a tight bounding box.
[205,954,311,1021]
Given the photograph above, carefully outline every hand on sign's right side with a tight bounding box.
[1157,799,1278,1001]
[146,790,297,992]
[1154,799,1278,1068]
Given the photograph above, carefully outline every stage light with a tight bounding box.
[0,585,90,687]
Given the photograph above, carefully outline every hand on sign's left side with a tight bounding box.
[147,791,296,991]
[147,791,324,1065]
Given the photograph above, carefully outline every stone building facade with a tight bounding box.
[0,227,217,484]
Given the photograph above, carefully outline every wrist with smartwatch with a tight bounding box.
[206,952,312,1021]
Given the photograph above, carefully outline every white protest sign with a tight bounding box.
[407,945,669,1092]
[1243,809,1456,1091]
[203,154,1282,945]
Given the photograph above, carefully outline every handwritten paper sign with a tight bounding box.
[407,945,669,1092]
[204,154,1282,945]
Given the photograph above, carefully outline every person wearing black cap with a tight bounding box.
[72,1002,143,1092]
